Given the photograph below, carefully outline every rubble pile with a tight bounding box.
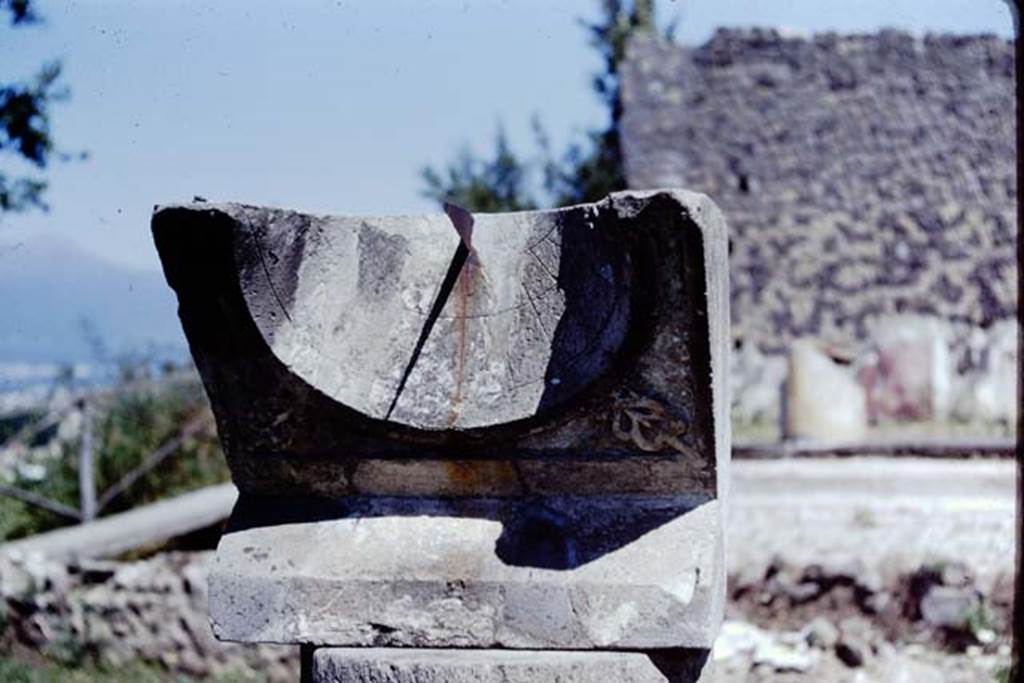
[0,552,296,681]
[717,558,1012,681]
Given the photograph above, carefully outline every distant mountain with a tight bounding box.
[0,234,187,365]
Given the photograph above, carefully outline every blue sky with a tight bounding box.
[0,0,1016,271]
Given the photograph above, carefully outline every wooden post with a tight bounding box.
[78,398,97,523]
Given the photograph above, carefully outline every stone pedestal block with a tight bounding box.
[210,496,722,649]
[312,647,712,683]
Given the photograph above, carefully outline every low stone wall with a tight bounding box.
[0,551,296,680]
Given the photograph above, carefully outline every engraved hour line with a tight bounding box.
[253,231,293,323]
[384,203,474,421]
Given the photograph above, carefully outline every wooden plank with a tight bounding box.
[0,483,236,562]
[78,400,96,522]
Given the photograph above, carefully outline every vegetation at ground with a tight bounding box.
[0,363,226,543]
[0,655,257,683]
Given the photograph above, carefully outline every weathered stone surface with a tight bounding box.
[835,618,874,668]
[954,318,1018,425]
[860,315,952,422]
[621,30,1016,434]
[152,190,730,499]
[622,30,1016,358]
[209,496,723,649]
[783,340,867,441]
[730,341,786,430]
[803,617,839,650]
[712,621,817,674]
[731,316,1018,435]
[313,647,711,683]
[230,204,633,431]
[920,585,982,629]
[154,190,730,654]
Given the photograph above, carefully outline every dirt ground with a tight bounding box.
[716,456,1014,682]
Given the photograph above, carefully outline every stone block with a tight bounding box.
[153,190,730,654]
[152,190,730,500]
[955,319,1017,425]
[920,585,981,629]
[312,647,711,683]
[209,495,723,649]
[860,315,952,422]
[784,339,867,441]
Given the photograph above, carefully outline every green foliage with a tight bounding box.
[420,0,662,212]
[0,654,258,682]
[0,0,75,215]
[538,120,627,208]
[92,373,227,515]
[0,368,227,543]
[0,0,37,26]
[963,601,995,641]
[0,409,42,443]
[0,657,161,683]
[420,126,538,212]
[0,500,52,545]
[542,0,656,206]
[587,0,655,112]
[0,448,79,541]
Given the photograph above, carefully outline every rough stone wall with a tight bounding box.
[0,552,296,680]
[621,29,1016,357]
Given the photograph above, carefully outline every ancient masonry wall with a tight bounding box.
[620,29,1016,428]
[622,29,1016,357]
[0,552,296,681]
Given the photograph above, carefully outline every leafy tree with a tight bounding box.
[420,0,661,212]
[545,0,662,206]
[1,0,71,214]
[420,125,538,212]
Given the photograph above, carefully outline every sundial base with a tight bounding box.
[309,646,713,682]
[153,190,731,681]
[209,494,724,650]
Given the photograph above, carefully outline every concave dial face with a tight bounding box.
[235,206,634,431]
